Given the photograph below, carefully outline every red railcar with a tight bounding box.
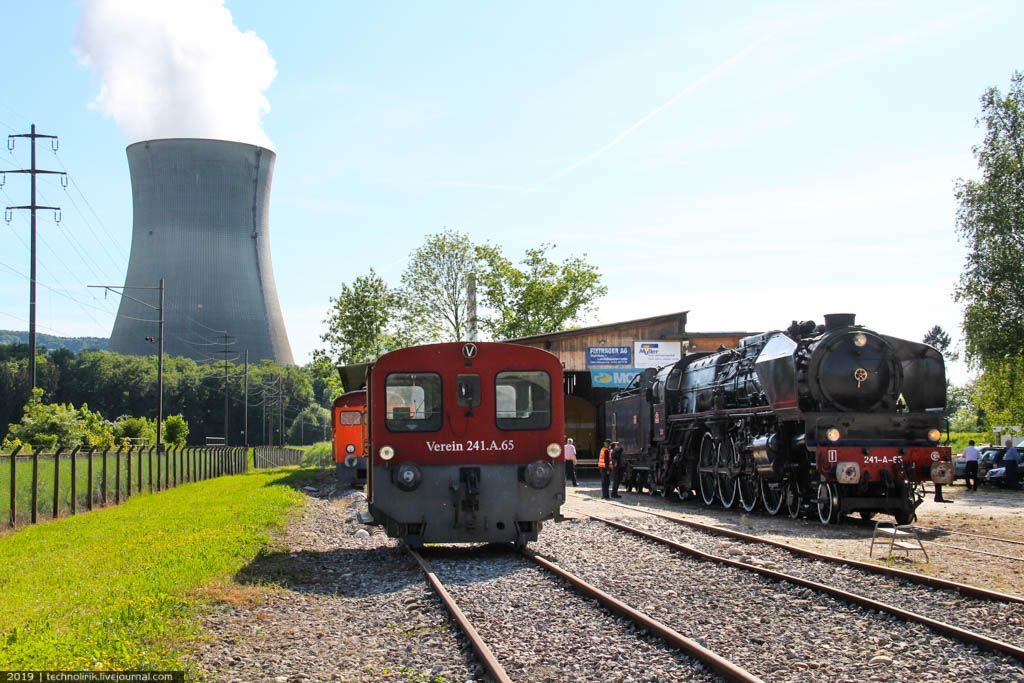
[366,341,565,547]
[332,390,368,487]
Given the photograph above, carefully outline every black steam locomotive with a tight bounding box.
[605,314,953,524]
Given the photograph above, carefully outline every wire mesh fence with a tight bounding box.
[0,445,248,530]
[252,445,304,469]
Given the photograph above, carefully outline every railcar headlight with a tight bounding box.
[346,444,356,454]
[927,429,942,442]
[379,445,395,461]
[853,333,867,347]
[826,428,841,443]
[524,460,554,489]
[395,462,422,491]
[344,454,358,468]
[836,461,860,484]
[546,442,561,458]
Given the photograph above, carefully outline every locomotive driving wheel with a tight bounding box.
[738,470,759,512]
[785,479,802,519]
[816,481,840,524]
[698,433,717,506]
[761,479,784,515]
[717,438,739,509]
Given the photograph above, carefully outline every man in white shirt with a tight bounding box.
[563,437,578,487]
[963,440,980,492]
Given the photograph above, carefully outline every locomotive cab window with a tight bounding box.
[339,411,362,426]
[456,374,481,408]
[385,373,442,432]
[495,371,551,430]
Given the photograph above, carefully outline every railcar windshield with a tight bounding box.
[495,371,551,430]
[385,373,442,432]
[339,411,361,426]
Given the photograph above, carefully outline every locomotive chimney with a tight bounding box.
[824,313,857,331]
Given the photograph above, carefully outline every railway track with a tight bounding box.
[407,545,759,683]
[531,514,1024,681]
[603,499,1024,603]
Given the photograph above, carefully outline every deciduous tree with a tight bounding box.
[399,230,477,342]
[318,269,406,365]
[955,72,1024,366]
[475,243,607,339]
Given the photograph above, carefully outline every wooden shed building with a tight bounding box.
[510,311,753,464]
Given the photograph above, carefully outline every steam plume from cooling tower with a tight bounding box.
[73,0,277,149]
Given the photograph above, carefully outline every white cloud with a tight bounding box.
[73,0,277,148]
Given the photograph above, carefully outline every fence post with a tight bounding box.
[70,446,80,515]
[115,446,123,505]
[31,447,41,524]
[165,444,170,489]
[87,448,94,512]
[101,447,109,506]
[9,445,21,528]
[172,446,178,487]
[53,446,63,520]
[155,445,161,492]
[138,446,143,493]
[126,445,133,499]
[148,445,154,494]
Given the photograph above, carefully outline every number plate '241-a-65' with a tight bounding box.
[425,440,516,453]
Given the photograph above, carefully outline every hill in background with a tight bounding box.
[0,330,108,354]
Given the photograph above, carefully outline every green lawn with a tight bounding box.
[0,467,308,672]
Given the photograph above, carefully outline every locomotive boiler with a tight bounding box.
[605,314,953,524]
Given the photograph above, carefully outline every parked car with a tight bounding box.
[982,464,1022,489]
[953,446,1002,480]
[982,438,1023,488]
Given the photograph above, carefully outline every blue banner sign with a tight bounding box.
[587,346,632,366]
[591,368,642,388]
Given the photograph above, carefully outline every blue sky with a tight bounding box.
[0,1,1020,384]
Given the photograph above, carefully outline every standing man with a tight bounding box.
[598,439,611,500]
[1004,438,1020,490]
[610,441,625,498]
[963,439,980,492]
[564,437,578,487]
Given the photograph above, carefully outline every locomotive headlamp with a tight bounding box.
[524,460,554,489]
[853,333,868,347]
[346,444,356,454]
[344,454,358,468]
[927,428,942,442]
[395,462,423,491]
[826,428,841,443]
[546,443,562,458]
[379,445,395,461]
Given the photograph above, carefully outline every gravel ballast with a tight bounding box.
[190,484,479,682]
[534,518,1024,683]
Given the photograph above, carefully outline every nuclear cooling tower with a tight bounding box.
[108,138,294,364]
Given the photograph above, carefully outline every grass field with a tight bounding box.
[0,450,243,526]
[0,467,309,672]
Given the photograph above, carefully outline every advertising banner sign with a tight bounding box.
[634,340,682,368]
[586,346,632,366]
[591,368,642,389]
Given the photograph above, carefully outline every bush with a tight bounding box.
[301,442,333,468]
[112,415,157,448]
[5,388,114,451]
[162,414,189,447]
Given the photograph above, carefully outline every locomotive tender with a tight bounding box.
[367,341,565,547]
[605,314,953,524]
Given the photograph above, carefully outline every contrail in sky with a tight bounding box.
[545,37,769,184]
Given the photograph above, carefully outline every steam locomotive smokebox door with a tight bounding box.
[754,334,798,410]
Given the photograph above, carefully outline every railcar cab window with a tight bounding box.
[495,371,551,430]
[339,411,361,426]
[385,373,442,432]
[456,374,481,408]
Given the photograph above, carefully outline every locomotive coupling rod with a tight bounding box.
[607,501,1024,605]
[406,547,513,683]
[592,514,1024,664]
[522,549,764,683]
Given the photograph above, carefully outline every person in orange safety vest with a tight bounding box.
[598,439,612,499]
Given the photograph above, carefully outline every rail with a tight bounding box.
[1,445,248,530]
